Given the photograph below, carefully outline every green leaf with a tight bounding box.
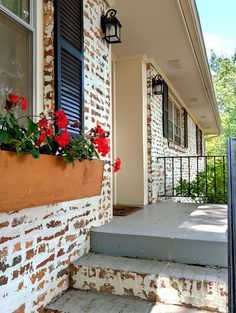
[27,118,39,133]
[30,147,40,159]
[0,130,11,144]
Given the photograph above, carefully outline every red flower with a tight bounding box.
[55,129,70,147]
[70,120,80,128]
[95,125,105,135]
[94,137,110,157]
[9,93,19,104]
[55,110,68,129]
[38,118,48,129]
[46,124,53,137]
[39,132,46,143]
[113,157,121,173]
[20,96,27,110]
[35,132,46,146]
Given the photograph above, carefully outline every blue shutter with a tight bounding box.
[55,0,84,135]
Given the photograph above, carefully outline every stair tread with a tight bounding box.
[74,253,227,283]
[46,289,213,313]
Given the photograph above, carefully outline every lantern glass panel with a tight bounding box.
[108,23,116,37]
[153,84,162,94]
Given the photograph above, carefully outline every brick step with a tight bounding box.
[70,253,227,313]
[45,289,214,313]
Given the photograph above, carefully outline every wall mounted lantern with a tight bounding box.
[101,9,122,44]
[152,74,164,95]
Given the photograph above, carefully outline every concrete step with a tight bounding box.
[70,253,227,313]
[45,289,215,313]
[90,204,227,267]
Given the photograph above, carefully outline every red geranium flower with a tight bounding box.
[55,129,70,147]
[95,125,105,135]
[113,157,121,173]
[39,132,46,143]
[94,137,110,157]
[35,132,46,146]
[46,124,53,137]
[9,93,19,103]
[20,96,27,110]
[55,110,68,129]
[38,118,48,129]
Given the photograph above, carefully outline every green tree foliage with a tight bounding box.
[206,50,236,155]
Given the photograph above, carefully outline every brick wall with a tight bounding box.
[0,1,112,312]
[147,64,205,203]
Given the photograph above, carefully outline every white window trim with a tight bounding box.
[34,0,43,115]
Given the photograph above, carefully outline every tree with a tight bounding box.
[206,52,236,155]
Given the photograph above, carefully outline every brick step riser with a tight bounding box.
[70,265,227,313]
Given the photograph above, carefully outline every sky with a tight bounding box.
[196,0,236,58]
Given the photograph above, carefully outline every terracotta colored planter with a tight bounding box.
[0,150,104,212]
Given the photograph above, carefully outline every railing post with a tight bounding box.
[228,138,236,313]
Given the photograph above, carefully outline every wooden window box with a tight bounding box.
[0,151,104,212]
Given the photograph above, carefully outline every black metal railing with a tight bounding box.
[227,138,236,313]
[157,155,227,203]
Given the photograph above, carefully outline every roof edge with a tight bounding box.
[177,0,221,134]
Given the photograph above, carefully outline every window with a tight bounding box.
[162,81,168,138]
[55,0,84,135]
[0,0,30,23]
[183,108,188,148]
[196,125,203,155]
[0,1,33,116]
[168,98,181,145]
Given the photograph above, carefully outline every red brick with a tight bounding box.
[37,254,55,269]
[18,281,24,290]
[26,249,35,260]
[0,221,9,228]
[65,234,77,242]
[26,241,33,248]
[0,235,19,244]
[0,275,8,286]
[14,242,22,252]
[12,255,22,266]
[46,220,62,228]
[12,304,25,313]
[30,269,47,284]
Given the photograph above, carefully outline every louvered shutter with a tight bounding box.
[162,81,169,139]
[183,109,188,148]
[55,0,84,135]
[199,129,203,156]
[196,125,199,154]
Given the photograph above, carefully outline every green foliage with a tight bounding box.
[175,160,227,204]
[0,110,41,158]
[206,52,236,155]
[0,102,109,164]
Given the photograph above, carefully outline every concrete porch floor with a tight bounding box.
[91,201,228,267]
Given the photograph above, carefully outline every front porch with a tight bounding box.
[91,201,227,267]
[46,201,228,313]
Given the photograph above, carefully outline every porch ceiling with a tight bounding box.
[112,0,221,134]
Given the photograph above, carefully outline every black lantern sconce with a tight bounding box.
[101,9,122,44]
[152,74,164,95]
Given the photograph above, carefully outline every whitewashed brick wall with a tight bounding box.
[0,1,112,312]
[147,64,205,203]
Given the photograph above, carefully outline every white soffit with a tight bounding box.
[112,0,221,134]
